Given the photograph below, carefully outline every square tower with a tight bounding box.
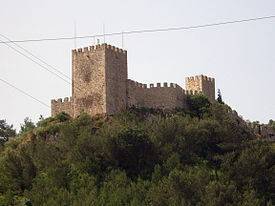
[72,44,128,117]
[185,75,215,102]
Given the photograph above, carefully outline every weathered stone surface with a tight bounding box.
[51,97,74,117]
[51,44,215,117]
[127,81,186,109]
[105,45,128,114]
[72,45,107,117]
[185,75,215,102]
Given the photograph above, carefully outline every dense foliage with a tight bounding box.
[0,96,274,206]
[217,89,224,104]
[0,120,16,146]
[269,120,275,131]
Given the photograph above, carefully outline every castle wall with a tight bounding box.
[51,97,74,117]
[127,80,147,107]
[201,76,215,102]
[51,43,216,118]
[105,45,128,114]
[127,80,186,109]
[72,45,107,117]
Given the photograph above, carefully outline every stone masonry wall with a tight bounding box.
[127,80,186,109]
[72,45,107,117]
[51,97,74,117]
[127,80,147,107]
[185,75,215,102]
[201,76,215,102]
[185,76,202,92]
[105,45,128,114]
[51,43,216,118]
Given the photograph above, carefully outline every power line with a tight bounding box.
[124,15,275,35]
[0,38,72,84]
[0,37,82,91]
[0,34,71,80]
[0,36,78,109]
[0,14,274,109]
[0,15,274,44]
[0,77,50,108]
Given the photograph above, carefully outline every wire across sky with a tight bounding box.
[0,14,275,109]
[0,77,50,108]
[0,15,274,44]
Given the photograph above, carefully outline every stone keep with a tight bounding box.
[51,44,216,117]
[72,44,127,117]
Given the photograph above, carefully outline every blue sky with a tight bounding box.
[0,0,275,129]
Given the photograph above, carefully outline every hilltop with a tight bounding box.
[0,95,274,206]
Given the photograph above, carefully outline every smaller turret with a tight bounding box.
[185,75,215,102]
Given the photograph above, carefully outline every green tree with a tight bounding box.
[109,128,157,178]
[217,89,224,104]
[187,94,211,118]
[268,119,275,130]
[97,170,132,205]
[238,189,262,206]
[19,117,35,134]
[0,103,273,205]
[0,147,36,193]
[221,142,273,202]
[0,119,16,145]
[201,181,239,206]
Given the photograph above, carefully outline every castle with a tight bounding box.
[51,44,215,117]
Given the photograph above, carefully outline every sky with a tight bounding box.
[0,0,275,130]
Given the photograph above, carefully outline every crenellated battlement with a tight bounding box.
[51,97,73,104]
[51,97,74,117]
[185,74,215,102]
[186,75,214,83]
[127,79,185,90]
[127,79,187,110]
[127,79,147,88]
[52,43,216,117]
[72,43,127,55]
[148,82,182,89]
[185,90,203,95]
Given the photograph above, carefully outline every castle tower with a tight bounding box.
[51,44,217,118]
[72,44,128,117]
[185,75,215,102]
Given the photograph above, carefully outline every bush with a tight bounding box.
[0,103,273,205]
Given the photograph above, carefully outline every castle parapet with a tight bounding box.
[56,43,217,118]
[51,97,74,117]
[51,97,73,103]
[185,90,204,95]
[128,79,147,88]
[186,75,215,83]
[144,82,182,89]
[72,43,127,55]
[128,80,184,89]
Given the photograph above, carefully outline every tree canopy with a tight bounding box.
[0,120,16,146]
[0,96,274,205]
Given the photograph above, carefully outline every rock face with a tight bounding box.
[51,44,215,117]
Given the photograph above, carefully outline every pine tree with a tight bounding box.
[217,89,224,104]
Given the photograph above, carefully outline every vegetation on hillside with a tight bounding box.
[269,120,275,131]
[0,95,274,206]
[0,120,16,146]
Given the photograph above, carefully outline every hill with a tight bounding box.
[0,95,274,206]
